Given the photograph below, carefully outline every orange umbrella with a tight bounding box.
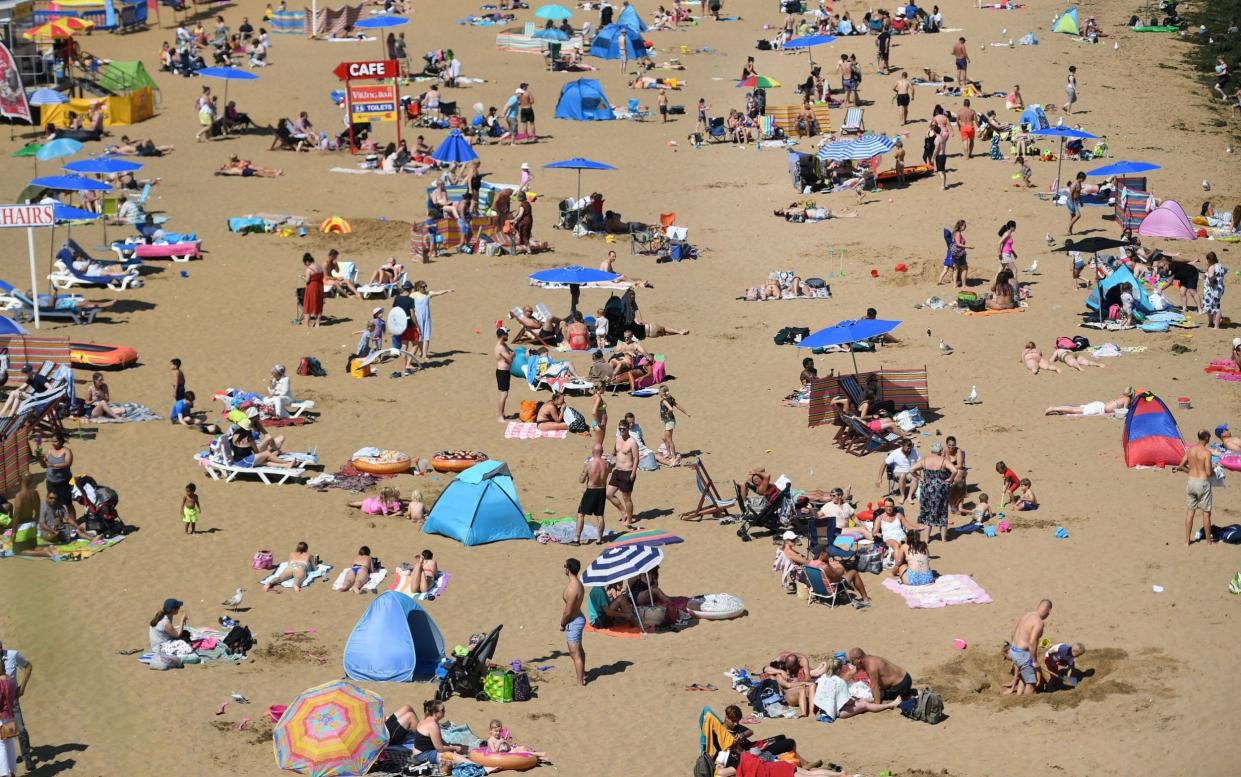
[22,18,95,40]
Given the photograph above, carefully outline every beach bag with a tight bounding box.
[902,687,945,724]
[857,545,884,574]
[251,550,274,570]
[1055,336,1076,351]
[519,400,539,422]
[747,678,781,714]
[297,356,327,377]
[512,671,534,701]
[1217,525,1241,544]
[484,669,514,703]
[223,625,256,656]
[0,721,17,740]
[563,406,589,434]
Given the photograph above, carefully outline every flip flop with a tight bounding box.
[237,717,252,731]
[216,702,229,716]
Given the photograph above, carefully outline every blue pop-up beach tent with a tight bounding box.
[422,460,534,545]
[616,3,648,32]
[343,592,445,682]
[554,79,616,121]
[1085,264,1152,315]
[589,23,647,60]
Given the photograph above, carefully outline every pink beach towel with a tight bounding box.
[881,574,993,608]
[504,422,568,439]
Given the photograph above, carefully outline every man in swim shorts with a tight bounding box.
[574,443,611,544]
[494,327,513,423]
[892,71,914,125]
[606,421,639,525]
[956,98,977,158]
[1066,172,1085,234]
[1176,429,1215,546]
[951,37,969,86]
[561,558,587,686]
[847,648,911,701]
[1005,599,1051,695]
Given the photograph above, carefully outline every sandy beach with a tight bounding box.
[1,0,1239,775]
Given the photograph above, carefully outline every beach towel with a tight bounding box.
[332,567,389,592]
[813,675,850,720]
[532,516,603,544]
[881,574,993,608]
[585,622,644,639]
[88,403,162,423]
[259,561,333,589]
[962,307,1026,317]
[0,532,125,561]
[505,422,568,439]
[389,569,451,600]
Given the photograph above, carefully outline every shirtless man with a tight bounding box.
[574,443,612,544]
[892,71,914,125]
[1004,599,1051,695]
[846,648,910,702]
[950,37,969,87]
[517,83,536,139]
[807,545,871,608]
[1175,430,1215,546]
[1217,424,1241,454]
[560,558,587,686]
[836,54,857,106]
[599,250,651,288]
[607,420,639,526]
[1066,172,1085,235]
[494,327,514,422]
[956,98,977,159]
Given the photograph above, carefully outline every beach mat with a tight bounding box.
[881,574,993,608]
[505,421,567,439]
[585,622,644,639]
[88,403,162,423]
[963,307,1026,318]
[1,533,126,560]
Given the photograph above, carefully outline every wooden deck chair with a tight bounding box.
[841,107,864,134]
[842,414,899,456]
[508,307,556,345]
[680,460,737,520]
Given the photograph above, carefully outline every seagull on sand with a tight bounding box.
[964,386,980,405]
[222,588,245,610]
[939,338,954,355]
[1024,259,1039,274]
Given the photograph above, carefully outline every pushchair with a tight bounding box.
[72,474,129,537]
[436,625,502,701]
[733,483,802,541]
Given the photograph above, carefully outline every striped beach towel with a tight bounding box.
[504,422,567,439]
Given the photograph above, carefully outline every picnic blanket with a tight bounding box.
[881,574,993,608]
[505,421,568,439]
[962,307,1026,317]
[259,561,334,589]
[332,567,389,592]
[585,622,644,639]
[89,403,161,423]
[0,531,126,560]
[137,627,244,666]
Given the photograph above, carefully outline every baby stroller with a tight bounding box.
[72,474,129,537]
[436,625,502,701]
[733,483,800,542]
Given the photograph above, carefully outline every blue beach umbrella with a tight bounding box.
[27,88,68,106]
[533,27,571,41]
[1033,126,1099,186]
[31,175,111,192]
[535,4,573,20]
[64,156,143,175]
[35,138,83,162]
[543,156,616,203]
[783,34,836,64]
[0,317,28,337]
[53,203,100,222]
[354,14,407,28]
[797,318,902,374]
[430,130,479,164]
[1086,160,1161,177]
[198,66,259,111]
[529,266,620,286]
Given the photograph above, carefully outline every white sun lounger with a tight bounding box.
[197,455,306,485]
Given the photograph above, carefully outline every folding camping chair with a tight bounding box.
[679,460,737,521]
[803,565,849,608]
[629,223,659,255]
[841,414,900,456]
[841,107,864,134]
[626,97,650,121]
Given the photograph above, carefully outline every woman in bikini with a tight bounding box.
[985,270,1017,310]
[86,372,122,420]
[1021,342,1061,375]
[415,549,438,594]
[337,545,374,593]
[1050,348,1105,371]
[536,393,570,431]
[263,541,312,592]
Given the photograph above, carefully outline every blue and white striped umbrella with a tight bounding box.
[816,139,859,161]
[581,545,663,586]
[817,135,895,161]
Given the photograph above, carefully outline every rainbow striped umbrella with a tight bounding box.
[605,528,684,548]
[273,681,387,777]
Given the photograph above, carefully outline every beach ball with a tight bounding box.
[870,269,879,278]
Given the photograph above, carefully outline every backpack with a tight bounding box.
[903,687,945,724]
[693,751,715,777]
[756,39,772,50]
[773,326,810,346]
[512,671,534,701]
[746,678,781,714]
[1072,335,1091,351]
[223,625,256,656]
[296,356,326,377]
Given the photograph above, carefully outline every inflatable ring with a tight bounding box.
[468,750,539,772]
[1221,454,1241,472]
[351,453,410,475]
[431,451,488,473]
[69,342,138,369]
[686,596,746,621]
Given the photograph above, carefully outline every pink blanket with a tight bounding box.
[504,421,567,439]
[881,574,993,608]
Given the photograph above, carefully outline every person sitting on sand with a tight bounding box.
[337,545,375,593]
[1051,347,1105,371]
[485,719,549,763]
[408,490,426,521]
[1044,387,1134,416]
[771,666,817,718]
[216,155,282,177]
[347,486,404,516]
[986,270,1017,310]
[1014,478,1038,510]
[846,647,914,704]
[262,541,313,592]
[1021,341,1061,375]
[715,746,848,777]
[721,705,802,764]
[85,371,122,420]
[536,392,571,431]
[628,568,686,623]
[764,652,828,683]
[898,536,934,586]
[970,493,994,523]
[814,658,905,720]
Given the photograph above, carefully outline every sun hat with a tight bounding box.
[237,417,252,431]
[781,530,798,541]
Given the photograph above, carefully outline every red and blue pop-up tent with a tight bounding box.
[1123,391,1186,468]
